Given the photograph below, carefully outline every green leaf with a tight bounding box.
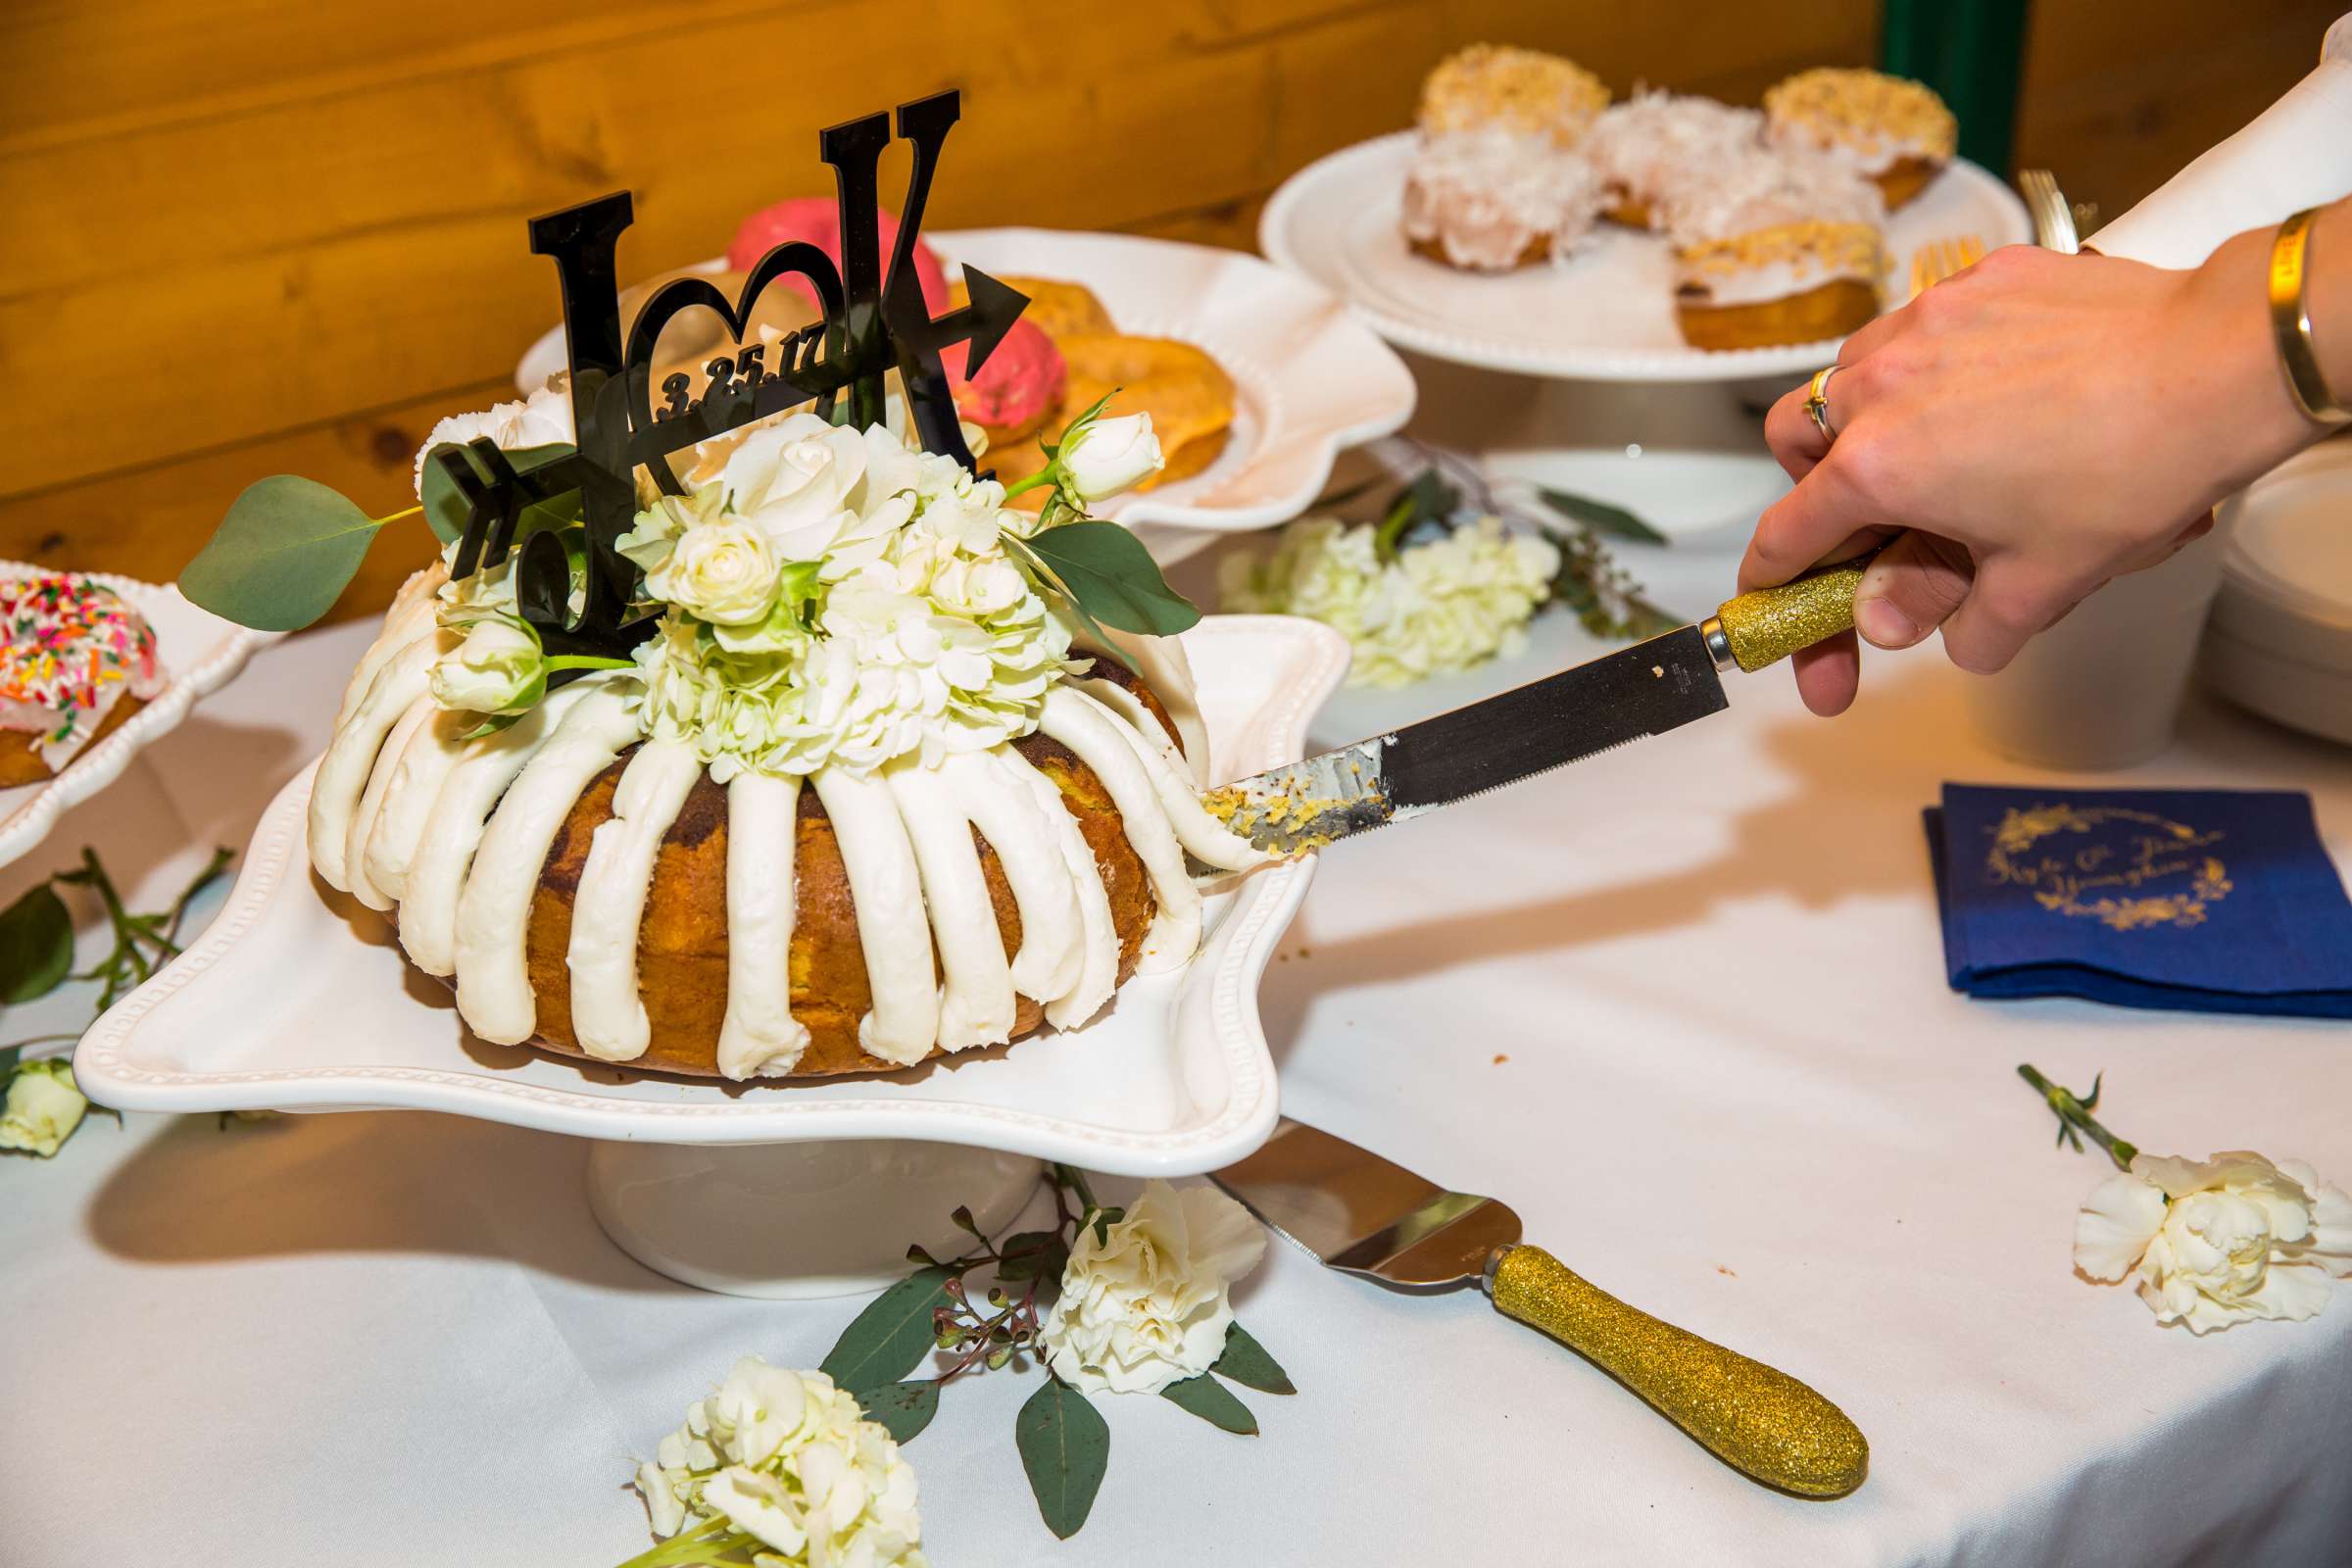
[1538,487,1667,545]
[818,1266,955,1391]
[852,1379,940,1445]
[1021,521,1200,637]
[0,883,74,1004]
[419,442,578,544]
[1016,1377,1109,1540]
[1159,1372,1258,1434]
[1209,1321,1295,1395]
[1371,468,1459,564]
[180,476,382,632]
[994,1229,1070,1285]
[1003,535,1138,676]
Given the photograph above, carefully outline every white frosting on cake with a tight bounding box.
[1400,128,1605,272]
[717,771,809,1080]
[567,739,701,1061]
[1037,685,1200,973]
[811,766,938,1065]
[1659,146,1885,246]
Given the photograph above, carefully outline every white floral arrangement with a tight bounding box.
[2023,1065,2352,1333]
[402,394,1179,783]
[624,1169,1288,1553]
[1218,450,1671,689]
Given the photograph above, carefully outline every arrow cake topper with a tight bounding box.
[430,88,1030,659]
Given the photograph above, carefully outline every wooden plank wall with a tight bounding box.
[0,0,2336,619]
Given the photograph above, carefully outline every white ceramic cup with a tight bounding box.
[1960,525,2230,770]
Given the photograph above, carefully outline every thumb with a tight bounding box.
[1852,531,1974,650]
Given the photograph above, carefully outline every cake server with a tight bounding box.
[1211,1117,1870,1497]
[1209,560,1861,856]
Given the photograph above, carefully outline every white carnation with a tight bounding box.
[2076,1152,2352,1333]
[0,1059,88,1158]
[412,384,574,498]
[1038,1180,1267,1396]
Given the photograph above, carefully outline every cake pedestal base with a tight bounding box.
[586,1139,1043,1299]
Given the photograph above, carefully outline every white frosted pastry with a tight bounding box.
[1584,90,1765,228]
[1401,129,1606,272]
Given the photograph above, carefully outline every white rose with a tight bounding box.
[413,384,574,497]
[1059,413,1163,502]
[428,613,544,715]
[1038,1179,1266,1395]
[0,1058,89,1158]
[2076,1152,2352,1333]
[649,516,782,626]
[720,413,871,559]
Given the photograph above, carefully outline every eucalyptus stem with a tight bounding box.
[377,504,423,528]
[1001,470,1054,500]
[612,1515,751,1568]
[2018,1063,2139,1171]
[1053,1161,1100,1215]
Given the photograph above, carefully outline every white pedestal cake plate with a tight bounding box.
[75,616,1349,1298]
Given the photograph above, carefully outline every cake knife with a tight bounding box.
[1211,1116,1870,1497]
[1210,561,1862,856]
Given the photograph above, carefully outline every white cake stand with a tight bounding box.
[75,617,1348,1298]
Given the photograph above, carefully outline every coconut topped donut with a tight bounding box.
[1660,145,1886,248]
[1401,128,1607,271]
[1418,44,1610,147]
[1584,90,1766,228]
[0,574,165,775]
[310,398,1262,1081]
[1764,69,1957,176]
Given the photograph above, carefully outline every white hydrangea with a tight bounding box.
[634,1358,925,1568]
[628,418,1078,780]
[1220,514,1561,688]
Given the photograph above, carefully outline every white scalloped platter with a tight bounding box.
[0,566,281,871]
[514,229,1414,541]
[1259,131,2032,382]
[75,616,1348,1175]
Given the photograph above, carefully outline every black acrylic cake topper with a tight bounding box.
[430,90,1029,662]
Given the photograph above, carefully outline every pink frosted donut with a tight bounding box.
[726,199,1065,436]
[944,318,1066,438]
[727,199,952,312]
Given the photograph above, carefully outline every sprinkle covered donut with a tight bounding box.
[0,574,166,784]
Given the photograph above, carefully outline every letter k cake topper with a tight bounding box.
[430,89,1029,662]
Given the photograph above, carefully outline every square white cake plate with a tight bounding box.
[75,616,1349,1296]
[0,565,282,871]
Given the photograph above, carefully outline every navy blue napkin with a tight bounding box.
[1926,785,2352,1017]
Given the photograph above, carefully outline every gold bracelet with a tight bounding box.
[2269,208,2352,426]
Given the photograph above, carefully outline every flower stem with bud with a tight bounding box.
[2019,1063,2139,1171]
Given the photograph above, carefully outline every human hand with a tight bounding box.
[1742,233,2315,715]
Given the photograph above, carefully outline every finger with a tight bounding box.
[1740,457,1893,592]
[1763,384,1830,483]
[1939,560,2077,675]
[1790,631,1860,717]
[1851,530,1975,650]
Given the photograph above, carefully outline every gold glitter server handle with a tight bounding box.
[1488,1245,1869,1497]
[1701,560,1867,673]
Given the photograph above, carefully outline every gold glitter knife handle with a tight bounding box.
[1702,560,1867,673]
[1488,1245,1869,1497]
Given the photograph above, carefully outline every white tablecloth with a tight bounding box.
[5,543,2351,1567]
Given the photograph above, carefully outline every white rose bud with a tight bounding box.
[2076,1151,2352,1333]
[1038,1179,1265,1395]
[429,613,545,715]
[1,1059,89,1158]
[1059,413,1163,503]
[650,517,783,625]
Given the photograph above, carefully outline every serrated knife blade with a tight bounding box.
[1206,560,1866,857]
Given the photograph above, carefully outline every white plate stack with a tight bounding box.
[2204,438,2352,746]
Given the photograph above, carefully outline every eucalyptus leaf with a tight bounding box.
[1015,1377,1109,1540]
[1022,522,1200,637]
[0,883,74,1004]
[1159,1372,1257,1435]
[1538,487,1667,545]
[1209,1321,1295,1395]
[180,476,381,631]
[994,1229,1070,1285]
[818,1266,955,1391]
[851,1379,939,1445]
[1004,536,1138,675]
[420,443,580,545]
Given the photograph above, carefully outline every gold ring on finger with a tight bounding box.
[1804,366,1842,443]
